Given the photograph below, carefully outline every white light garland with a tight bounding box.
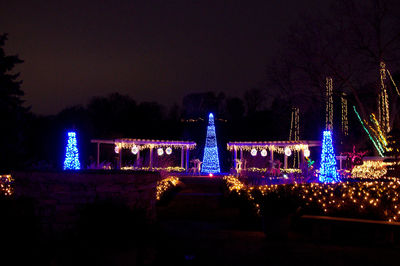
[115,141,196,150]
[227,143,310,154]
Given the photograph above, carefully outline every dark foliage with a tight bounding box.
[0,34,29,171]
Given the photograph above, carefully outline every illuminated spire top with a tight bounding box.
[208,113,214,125]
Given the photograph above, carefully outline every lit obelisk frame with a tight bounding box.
[201,113,221,174]
[91,139,196,170]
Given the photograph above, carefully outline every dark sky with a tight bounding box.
[1,0,328,115]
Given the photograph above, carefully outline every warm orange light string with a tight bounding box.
[224,174,400,222]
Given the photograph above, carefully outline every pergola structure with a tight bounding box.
[227,140,322,169]
[91,138,196,171]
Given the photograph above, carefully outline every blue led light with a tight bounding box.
[319,130,340,183]
[63,131,81,170]
[201,113,221,174]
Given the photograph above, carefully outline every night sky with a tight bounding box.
[1,0,328,115]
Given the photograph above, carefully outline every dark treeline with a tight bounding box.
[1,32,330,171]
[20,89,359,171]
[4,0,400,171]
[22,90,305,171]
[0,31,386,171]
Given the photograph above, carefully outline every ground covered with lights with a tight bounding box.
[2,172,400,265]
[224,175,400,222]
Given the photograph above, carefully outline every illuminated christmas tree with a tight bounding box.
[201,113,221,173]
[319,130,340,183]
[63,131,81,170]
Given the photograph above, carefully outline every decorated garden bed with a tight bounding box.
[224,175,400,242]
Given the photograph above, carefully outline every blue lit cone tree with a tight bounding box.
[63,131,81,170]
[201,113,221,174]
[319,130,340,183]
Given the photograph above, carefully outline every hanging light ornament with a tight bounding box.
[261,149,267,157]
[285,147,292,157]
[157,148,164,156]
[251,148,257,156]
[166,147,172,155]
[131,145,139,155]
[304,149,310,158]
[114,145,120,154]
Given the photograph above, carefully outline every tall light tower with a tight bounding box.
[63,131,81,170]
[201,113,221,174]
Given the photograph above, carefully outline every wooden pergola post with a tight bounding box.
[339,156,343,170]
[119,149,122,169]
[149,146,153,169]
[185,146,189,171]
[181,147,184,168]
[240,148,245,170]
[233,146,237,169]
[136,149,140,166]
[96,142,100,168]
[284,153,288,169]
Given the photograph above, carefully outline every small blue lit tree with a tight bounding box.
[201,113,221,173]
[319,130,340,183]
[63,131,81,170]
